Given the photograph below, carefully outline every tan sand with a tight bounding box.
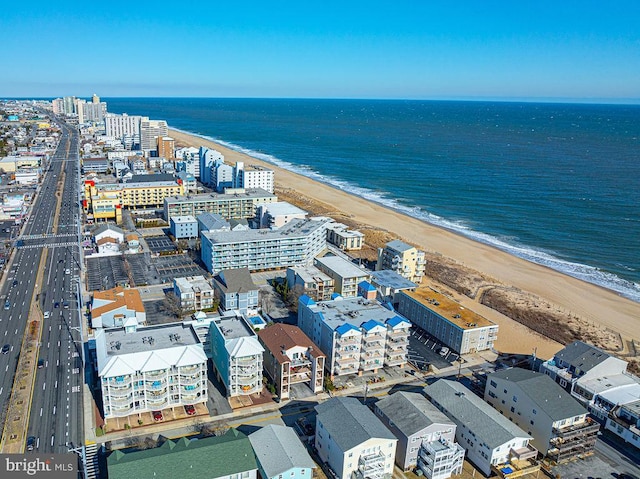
[170,129,640,357]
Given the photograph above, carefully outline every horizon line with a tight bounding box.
[3,95,640,106]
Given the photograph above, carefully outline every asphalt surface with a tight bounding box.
[0,119,84,454]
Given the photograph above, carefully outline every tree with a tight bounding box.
[163,291,184,318]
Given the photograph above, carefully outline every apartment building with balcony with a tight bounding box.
[605,400,640,450]
[297,295,411,379]
[258,323,325,400]
[374,391,464,478]
[397,288,498,355]
[95,322,208,425]
[485,368,599,463]
[91,287,146,329]
[286,265,335,301]
[163,188,277,223]
[201,217,329,274]
[315,397,397,479]
[325,221,364,251]
[376,240,425,284]
[173,276,216,312]
[314,255,371,298]
[426,379,539,478]
[210,313,264,397]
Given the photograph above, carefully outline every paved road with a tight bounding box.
[0,119,84,454]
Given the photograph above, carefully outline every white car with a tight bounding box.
[65,269,70,275]
[43,311,50,319]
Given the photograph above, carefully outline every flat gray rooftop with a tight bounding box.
[371,269,417,289]
[203,218,327,244]
[214,315,255,340]
[315,255,370,278]
[102,323,200,356]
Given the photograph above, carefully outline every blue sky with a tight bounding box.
[2,1,639,101]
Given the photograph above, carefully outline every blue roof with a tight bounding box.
[336,323,360,336]
[361,319,384,332]
[331,293,342,300]
[299,295,315,306]
[386,315,410,328]
[358,281,376,292]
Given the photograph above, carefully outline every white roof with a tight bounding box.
[227,336,264,358]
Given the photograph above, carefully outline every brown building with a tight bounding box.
[257,324,325,400]
[157,136,175,159]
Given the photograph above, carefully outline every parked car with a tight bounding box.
[152,411,163,421]
[184,405,196,416]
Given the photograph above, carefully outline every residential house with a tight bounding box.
[91,287,146,329]
[248,425,316,479]
[425,379,539,477]
[485,368,599,462]
[212,267,259,313]
[315,396,397,479]
[92,223,125,244]
[374,391,464,478]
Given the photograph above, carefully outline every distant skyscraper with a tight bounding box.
[92,93,100,104]
[140,119,168,155]
[105,113,147,146]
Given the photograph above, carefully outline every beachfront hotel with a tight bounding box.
[209,313,264,398]
[397,288,498,355]
[95,322,208,424]
[257,323,325,400]
[377,239,426,284]
[297,295,411,378]
[201,217,329,274]
[163,188,277,222]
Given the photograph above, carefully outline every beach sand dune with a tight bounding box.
[171,129,640,361]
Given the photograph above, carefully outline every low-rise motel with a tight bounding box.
[397,288,498,355]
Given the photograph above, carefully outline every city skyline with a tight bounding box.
[2,1,640,102]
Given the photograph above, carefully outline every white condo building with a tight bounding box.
[210,313,264,397]
[96,323,208,424]
[298,295,411,378]
[105,113,147,142]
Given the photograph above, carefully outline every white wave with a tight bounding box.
[179,128,640,303]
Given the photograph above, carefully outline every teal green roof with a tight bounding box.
[107,429,258,479]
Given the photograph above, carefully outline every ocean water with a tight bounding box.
[106,98,640,302]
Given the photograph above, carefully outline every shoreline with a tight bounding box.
[169,128,640,355]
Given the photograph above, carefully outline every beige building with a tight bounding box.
[314,255,370,298]
[397,288,498,355]
[377,239,425,284]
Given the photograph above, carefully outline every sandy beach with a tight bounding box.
[170,129,640,361]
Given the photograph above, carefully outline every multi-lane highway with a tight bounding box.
[0,119,84,454]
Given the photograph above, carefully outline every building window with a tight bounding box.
[490,380,497,388]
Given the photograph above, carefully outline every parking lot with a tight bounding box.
[145,235,177,254]
[86,256,129,290]
[153,254,204,283]
[408,326,459,371]
[125,253,155,286]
